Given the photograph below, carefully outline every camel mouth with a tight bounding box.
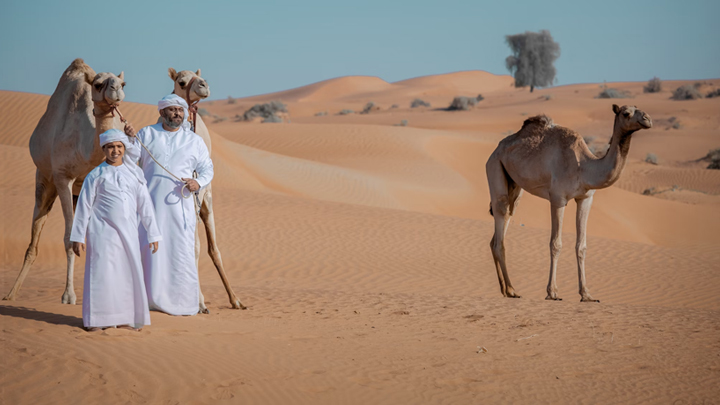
[640,118,652,129]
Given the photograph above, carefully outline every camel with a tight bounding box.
[486,104,652,302]
[4,59,126,304]
[166,68,246,312]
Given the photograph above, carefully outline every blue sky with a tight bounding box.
[1,0,718,104]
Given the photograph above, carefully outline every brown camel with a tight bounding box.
[4,59,126,303]
[166,68,245,312]
[486,104,652,302]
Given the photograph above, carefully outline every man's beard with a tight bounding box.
[163,115,183,129]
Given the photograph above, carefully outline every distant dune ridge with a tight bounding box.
[1,71,719,404]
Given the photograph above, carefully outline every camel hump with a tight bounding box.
[64,58,96,80]
[522,114,554,130]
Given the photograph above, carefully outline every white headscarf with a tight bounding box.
[98,129,146,184]
[158,94,191,130]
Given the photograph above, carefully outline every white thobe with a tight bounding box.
[126,123,214,316]
[70,162,162,329]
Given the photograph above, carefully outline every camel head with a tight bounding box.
[85,71,125,107]
[168,68,210,103]
[612,104,652,133]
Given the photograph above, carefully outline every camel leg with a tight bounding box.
[575,196,599,303]
[489,190,522,298]
[546,205,565,301]
[200,189,246,309]
[194,211,210,314]
[55,176,77,304]
[3,172,57,301]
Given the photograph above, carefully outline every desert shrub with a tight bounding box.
[315,111,328,116]
[705,89,720,98]
[643,77,662,93]
[642,187,657,196]
[705,148,720,170]
[476,94,484,102]
[398,119,408,126]
[213,116,228,123]
[262,114,283,123]
[448,96,478,111]
[227,96,236,104]
[361,102,377,114]
[645,153,658,165]
[338,109,354,115]
[390,104,399,109]
[242,101,287,121]
[505,30,560,92]
[543,94,552,101]
[411,98,430,108]
[597,88,630,99]
[198,108,211,117]
[671,85,702,100]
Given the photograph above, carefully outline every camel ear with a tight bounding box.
[168,68,178,81]
[118,71,124,80]
[612,104,621,115]
[195,69,201,77]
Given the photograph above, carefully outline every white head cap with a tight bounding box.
[158,94,190,130]
[98,129,145,184]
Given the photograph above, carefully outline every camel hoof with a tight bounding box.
[61,292,77,305]
[545,296,562,301]
[581,298,600,303]
[199,307,210,314]
[231,300,247,310]
[2,295,14,301]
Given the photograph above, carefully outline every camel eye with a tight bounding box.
[623,111,631,117]
[94,83,102,90]
[178,81,186,88]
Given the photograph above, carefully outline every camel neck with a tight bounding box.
[582,118,634,190]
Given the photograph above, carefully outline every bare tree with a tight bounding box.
[505,30,560,92]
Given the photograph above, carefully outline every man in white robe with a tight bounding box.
[70,129,162,331]
[124,94,214,316]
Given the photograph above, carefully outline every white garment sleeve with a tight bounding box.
[136,183,163,243]
[69,174,97,243]
[124,130,146,166]
[194,140,214,189]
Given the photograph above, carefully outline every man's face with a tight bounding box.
[161,106,184,129]
[103,141,125,165]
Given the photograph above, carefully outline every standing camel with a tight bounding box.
[166,68,245,311]
[486,104,652,302]
[4,59,126,304]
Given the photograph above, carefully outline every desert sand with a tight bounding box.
[1,71,719,404]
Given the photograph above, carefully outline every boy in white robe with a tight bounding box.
[70,129,162,331]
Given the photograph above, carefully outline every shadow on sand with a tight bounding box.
[0,305,83,328]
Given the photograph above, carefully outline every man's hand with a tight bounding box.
[72,242,85,257]
[124,122,137,138]
[181,178,200,192]
[149,242,159,254]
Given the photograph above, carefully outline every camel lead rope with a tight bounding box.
[111,105,199,208]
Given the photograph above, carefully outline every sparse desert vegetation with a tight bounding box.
[227,96,236,104]
[240,100,287,122]
[338,109,354,115]
[410,98,430,108]
[671,84,702,100]
[644,77,662,93]
[702,148,720,169]
[361,102,379,114]
[706,88,720,98]
[448,96,481,111]
[645,153,659,165]
[597,88,631,99]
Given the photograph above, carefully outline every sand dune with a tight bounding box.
[1,73,719,404]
